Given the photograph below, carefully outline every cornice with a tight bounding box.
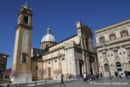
[15,23,33,30]
[42,46,64,56]
[95,19,130,34]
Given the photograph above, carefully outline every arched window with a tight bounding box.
[23,16,28,24]
[62,58,65,60]
[22,53,27,63]
[54,60,57,62]
[104,64,109,72]
[46,44,49,49]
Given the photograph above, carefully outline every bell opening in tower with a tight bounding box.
[23,16,28,24]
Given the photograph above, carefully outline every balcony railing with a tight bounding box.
[96,35,130,48]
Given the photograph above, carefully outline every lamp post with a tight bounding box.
[101,41,112,80]
[58,54,63,75]
[35,66,37,85]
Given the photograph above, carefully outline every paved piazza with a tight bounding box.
[31,78,130,87]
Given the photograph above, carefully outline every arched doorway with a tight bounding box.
[79,60,83,77]
[116,62,122,72]
[79,63,82,77]
[104,63,109,72]
[89,60,93,75]
[48,67,51,79]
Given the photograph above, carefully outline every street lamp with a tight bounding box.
[101,41,112,80]
[35,65,38,85]
[58,54,63,75]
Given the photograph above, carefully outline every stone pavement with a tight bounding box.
[30,77,130,87]
[2,77,130,87]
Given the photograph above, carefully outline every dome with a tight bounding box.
[41,28,56,43]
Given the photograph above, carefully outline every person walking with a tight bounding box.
[118,70,122,78]
[124,70,128,79]
[96,73,99,80]
[100,73,103,79]
[60,74,66,87]
[7,84,10,87]
[115,71,118,78]
[128,71,130,79]
[83,73,86,82]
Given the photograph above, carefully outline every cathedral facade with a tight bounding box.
[11,4,97,83]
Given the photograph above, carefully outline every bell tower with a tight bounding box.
[11,2,33,83]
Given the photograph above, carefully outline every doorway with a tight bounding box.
[116,62,122,71]
[79,63,82,77]
[89,60,93,75]
[48,69,51,79]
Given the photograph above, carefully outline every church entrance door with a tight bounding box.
[48,69,51,79]
[79,63,82,77]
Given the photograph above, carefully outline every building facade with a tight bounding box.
[11,4,97,83]
[0,53,9,78]
[95,19,130,77]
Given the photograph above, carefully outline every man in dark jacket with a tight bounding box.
[128,71,130,79]
[115,71,118,78]
[96,73,99,80]
[60,74,66,87]
[124,70,128,79]
[100,73,103,78]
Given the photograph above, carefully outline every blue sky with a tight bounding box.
[0,0,130,69]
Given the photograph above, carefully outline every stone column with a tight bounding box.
[76,60,80,79]
[86,55,90,74]
[51,59,53,80]
[120,46,125,71]
[83,53,87,74]
[45,61,47,79]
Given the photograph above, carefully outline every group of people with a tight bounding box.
[115,70,130,79]
[83,73,103,82]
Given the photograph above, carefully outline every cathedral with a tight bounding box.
[11,3,97,83]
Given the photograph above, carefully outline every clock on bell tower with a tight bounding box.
[11,2,33,83]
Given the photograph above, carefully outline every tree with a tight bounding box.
[38,69,46,84]
[53,69,61,81]
[2,70,18,84]
[3,70,18,78]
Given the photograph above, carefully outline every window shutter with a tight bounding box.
[103,37,105,42]
[120,31,122,37]
[109,35,111,40]
[114,34,116,39]
[126,30,129,35]
[99,38,101,43]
